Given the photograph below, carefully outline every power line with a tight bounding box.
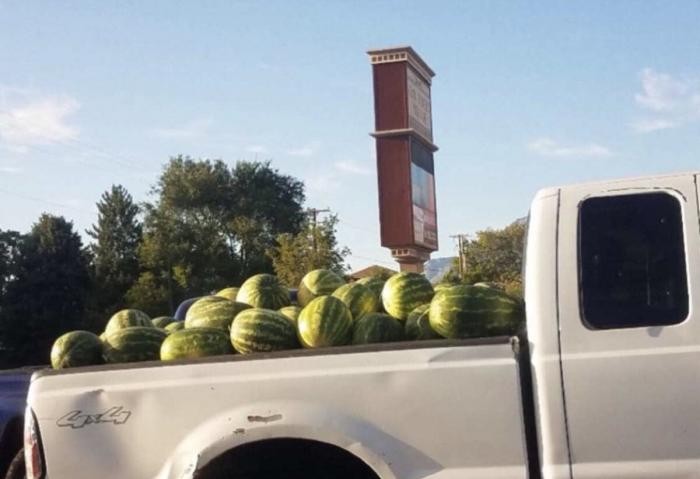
[449,233,469,279]
[0,187,97,216]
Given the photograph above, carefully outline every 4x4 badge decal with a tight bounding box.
[57,406,131,429]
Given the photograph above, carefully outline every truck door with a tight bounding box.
[556,174,700,479]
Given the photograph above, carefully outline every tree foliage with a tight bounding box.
[0,215,91,367]
[86,185,142,317]
[127,156,306,313]
[450,220,526,297]
[268,213,350,287]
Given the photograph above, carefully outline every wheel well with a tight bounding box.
[0,416,23,477]
[194,438,382,479]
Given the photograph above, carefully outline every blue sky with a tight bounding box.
[1,1,699,270]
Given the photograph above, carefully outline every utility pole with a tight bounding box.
[307,208,330,256]
[450,234,469,279]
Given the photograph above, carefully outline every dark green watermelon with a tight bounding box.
[160,327,234,360]
[332,282,379,319]
[185,296,250,331]
[297,269,345,307]
[236,274,290,309]
[105,309,153,335]
[103,327,168,363]
[231,308,300,354]
[352,313,404,345]
[405,304,442,340]
[429,285,524,339]
[297,295,353,348]
[381,272,434,320]
[50,331,104,369]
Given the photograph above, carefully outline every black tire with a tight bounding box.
[4,448,25,479]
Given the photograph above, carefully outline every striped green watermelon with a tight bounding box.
[236,274,291,309]
[161,327,233,360]
[185,296,250,331]
[152,316,176,328]
[352,313,405,345]
[216,286,239,301]
[433,283,457,293]
[50,331,104,369]
[429,285,524,339]
[332,282,379,319]
[405,304,442,340]
[297,295,353,348]
[298,269,345,307]
[164,321,185,333]
[105,309,153,335]
[103,327,168,363]
[381,272,434,320]
[357,276,386,300]
[231,308,300,354]
[278,305,301,324]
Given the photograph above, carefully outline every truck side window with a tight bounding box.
[579,192,688,329]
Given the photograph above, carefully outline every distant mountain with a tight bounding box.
[424,256,456,284]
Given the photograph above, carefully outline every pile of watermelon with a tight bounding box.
[50,270,524,369]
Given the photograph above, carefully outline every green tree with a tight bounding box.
[452,220,526,297]
[127,156,305,312]
[86,185,142,318]
[268,213,350,287]
[0,215,91,367]
[0,230,22,297]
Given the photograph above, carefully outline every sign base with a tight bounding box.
[391,247,431,273]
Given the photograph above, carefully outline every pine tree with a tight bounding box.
[86,185,142,317]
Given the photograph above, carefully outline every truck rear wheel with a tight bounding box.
[195,438,380,479]
[4,448,24,479]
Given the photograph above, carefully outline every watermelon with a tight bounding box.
[357,276,386,300]
[433,283,457,293]
[332,282,379,319]
[50,331,104,369]
[298,269,345,307]
[103,327,167,363]
[231,308,300,354]
[105,309,153,335]
[278,306,301,324]
[297,296,353,348]
[236,274,291,309]
[216,286,239,301]
[352,313,404,345]
[405,304,442,340]
[381,272,434,320]
[165,321,185,333]
[429,285,524,339]
[161,327,234,360]
[185,296,250,331]
[152,316,176,328]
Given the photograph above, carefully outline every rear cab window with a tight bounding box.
[578,192,688,329]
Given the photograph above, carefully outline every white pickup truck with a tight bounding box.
[23,171,700,479]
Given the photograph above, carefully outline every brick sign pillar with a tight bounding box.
[368,46,438,273]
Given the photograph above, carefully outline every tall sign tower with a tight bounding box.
[368,46,438,273]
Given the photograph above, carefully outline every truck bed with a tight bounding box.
[28,337,529,479]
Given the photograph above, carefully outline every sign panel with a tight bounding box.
[410,138,438,250]
[407,67,433,142]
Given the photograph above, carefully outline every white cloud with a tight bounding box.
[151,118,211,140]
[334,160,372,175]
[246,145,268,154]
[287,141,320,157]
[0,166,22,174]
[0,91,80,150]
[632,68,700,133]
[631,118,678,133]
[527,138,613,158]
[306,173,340,193]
